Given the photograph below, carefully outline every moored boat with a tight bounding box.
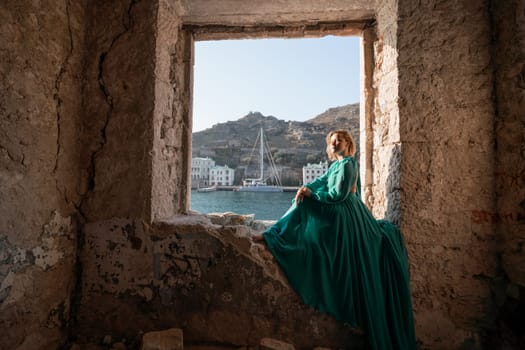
[236,180,283,192]
[196,185,217,193]
[236,128,283,192]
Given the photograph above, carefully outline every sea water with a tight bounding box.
[190,190,295,221]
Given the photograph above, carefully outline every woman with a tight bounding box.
[253,130,416,350]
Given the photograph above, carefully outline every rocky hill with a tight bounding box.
[192,103,360,184]
[308,103,360,127]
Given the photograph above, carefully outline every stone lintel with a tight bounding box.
[184,20,374,41]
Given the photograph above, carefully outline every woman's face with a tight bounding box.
[330,133,348,156]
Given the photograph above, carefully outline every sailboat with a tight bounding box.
[235,128,283,192]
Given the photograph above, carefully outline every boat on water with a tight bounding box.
[196,185,217,193]
[236,179,283,192]
[236,128,283,193]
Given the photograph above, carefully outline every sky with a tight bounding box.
[192,35,361,132]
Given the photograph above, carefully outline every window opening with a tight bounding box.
[190,36,361,220]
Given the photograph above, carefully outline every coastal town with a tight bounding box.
[190,106,360,192]
[191,156,329,191]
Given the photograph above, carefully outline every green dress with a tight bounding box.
[263,156,416,350]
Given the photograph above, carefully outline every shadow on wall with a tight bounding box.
[385,144,402,225]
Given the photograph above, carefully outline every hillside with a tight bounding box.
[309,103,360,128]
[192,103,360,184]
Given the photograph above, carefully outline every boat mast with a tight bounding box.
[259,127,264,181]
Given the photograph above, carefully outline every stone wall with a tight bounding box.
[0,0,86,348]
[492,0,525,346]
[179,0,374,26]
[152,0,191,218]
[75,215,365,348]
[371,0,524,347]
[2,1,524,349]
[79,0,158,222]
[370,0,400,222]
[393,0,496,348]
[72,2,368,348]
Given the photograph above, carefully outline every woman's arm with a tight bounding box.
[309,159,357,203]
[305,168,330,192]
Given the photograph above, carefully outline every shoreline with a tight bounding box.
[193,186,299,192]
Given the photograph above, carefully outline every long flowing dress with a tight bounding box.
[262,156,416,350]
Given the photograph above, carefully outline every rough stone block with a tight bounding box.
[259,338,295,350]
[112,342,127,350]
[141,328,183,350]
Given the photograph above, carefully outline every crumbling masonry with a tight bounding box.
[1,1,524,349]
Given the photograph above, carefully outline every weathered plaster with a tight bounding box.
[76,214,365,348]
[179,0,375,26]
[152,0,186,218]
[371,0,400,223]
[80,0,157,222]
[0,0,85,348]
[394,1,497,348]
[1,0,524,349]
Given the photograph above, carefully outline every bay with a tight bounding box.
[190,190,295,221]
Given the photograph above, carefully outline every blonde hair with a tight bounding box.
[325,130,356,160]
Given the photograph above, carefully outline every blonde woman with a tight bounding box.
[253,130,416,350]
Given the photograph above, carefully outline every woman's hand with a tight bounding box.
[295,186,312,204]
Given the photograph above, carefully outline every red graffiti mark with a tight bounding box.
[494,170,525,188]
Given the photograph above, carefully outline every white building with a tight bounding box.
[210,165,235,186]
[302,161,329,185]
[191,157,215,188]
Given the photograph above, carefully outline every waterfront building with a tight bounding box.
[191,157,215,188]
[210,165,235,186]
[302,161,329,184]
